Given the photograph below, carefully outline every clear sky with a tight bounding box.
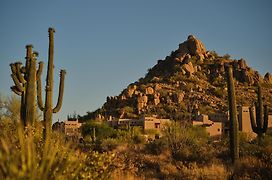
[1,0,272,122]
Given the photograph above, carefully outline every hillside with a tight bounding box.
[81,35,272,120]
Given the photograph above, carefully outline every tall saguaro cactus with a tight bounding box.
[249,85,268,138]
[226,65,239,163]
[37,27,66,137]
[10,45,43,126]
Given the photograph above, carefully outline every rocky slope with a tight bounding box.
[81,35,272,120]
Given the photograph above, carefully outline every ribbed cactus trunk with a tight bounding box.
[249,85,268,138]
[36,27,66,138]
[226,65,239,163]
[10,45,42,126]
[25,45,36,126]
[44,28,55,137]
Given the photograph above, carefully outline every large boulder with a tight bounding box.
[136,93,148,112]
[177,35,206,61]
[183,61,195,76]
[153,93,160,105]
[125,85,137,98]
[145,86,154,95]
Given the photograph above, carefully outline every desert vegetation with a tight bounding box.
[1,95,272,179]
[1,28,272,179]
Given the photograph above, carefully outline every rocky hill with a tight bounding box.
[81,35,272,120]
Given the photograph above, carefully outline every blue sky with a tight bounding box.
[1,0,272,122]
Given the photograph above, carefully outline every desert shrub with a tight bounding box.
[79,151,116,179]
[164,123,213,164]
[145,138,167,155]
[233,156,272,179]
[0,123,82,179]
[177,162,230,179]
[0,121,117,179]
[81,121,117,140]
[98,138,119,152]
[239,131,272,158]
[223,54,231,59]
[132,134,145,144]
[198,105,214,114]
[213,87,224,98]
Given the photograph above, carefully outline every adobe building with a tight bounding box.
[107,118,143,128]
[238,106,272,137]
[64,119,82,137]
[141,116,170,130]
[192,114,222,137]
[197,106,272,138]
[107,116,170,131]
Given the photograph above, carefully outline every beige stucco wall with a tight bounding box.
[206,122,222,137]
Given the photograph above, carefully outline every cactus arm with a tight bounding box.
[37,77,44,111]
[10,63,17,75]
[15,63,26,84]
[10,63,25,92]
[11,86,22,96]
[53,70,66,113]
[36,61,44,111]
[11,74,24,92]
[249,106,258,133]
[36,61,44,77]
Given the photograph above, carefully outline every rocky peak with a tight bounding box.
[176,35,207,61]
[80,35,272,121]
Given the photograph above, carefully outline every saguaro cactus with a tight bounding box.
[37,27,66,137]
[226,65,239,163]
[10,45,43,126]
[249,85,268,138]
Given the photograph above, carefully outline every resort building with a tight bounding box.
[107,116,170,131]
[64,119,82,137]
[192,114,222,137]
[193,106,272,138]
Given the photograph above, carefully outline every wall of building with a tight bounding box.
[206,122,222,137]
[64,120,82,137]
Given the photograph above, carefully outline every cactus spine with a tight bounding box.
[10,45,43,126]
[37,27,66,137]
[249,85,268,138]
[226,65,239,163]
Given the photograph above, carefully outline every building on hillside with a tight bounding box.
[195,106,272,138]
[141,116,170,130]
[64,119,82,137]
[107,116,170,131]
[107,118,142,128]
[238,106,272,137]
[238,106,254,136]
[192,114,222,137]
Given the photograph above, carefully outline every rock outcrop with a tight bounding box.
[183,61,195,77]
[176,35,206,61]
[80,35,272,121]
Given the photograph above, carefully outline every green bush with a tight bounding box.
[145,138,167,155]
[99,138,119,152]
[81,121,117,140]
[163,123,213,164]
